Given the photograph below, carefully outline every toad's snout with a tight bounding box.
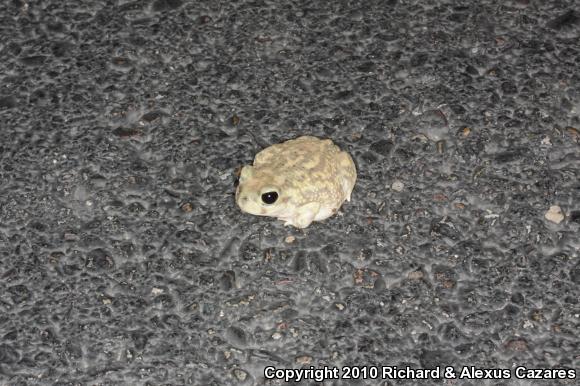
[235,186,247,202]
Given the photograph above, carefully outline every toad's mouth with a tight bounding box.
[235,192,263,216]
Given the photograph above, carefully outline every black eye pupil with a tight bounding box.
[261,191,278,204]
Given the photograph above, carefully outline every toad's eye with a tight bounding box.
[261,191,278,205]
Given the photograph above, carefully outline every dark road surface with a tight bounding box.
[0,1,579,385]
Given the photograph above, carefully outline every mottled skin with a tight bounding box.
[236,136,357,228]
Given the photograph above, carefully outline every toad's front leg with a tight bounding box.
[286,202,321,228]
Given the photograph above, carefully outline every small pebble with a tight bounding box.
[545,205,564,224]
[232,368,248,381]
[180,202,193,212]
[284,235,296,244]
[565,127,578,140]
[199,15,212,24]
[64,232,78,241]
[433,193,448,202]
[151,287,164,295]
[408,270,424,280]
[354,268,381,288]
[272,332,282,340]
[295,355,312,365]
[436,140,446,154]
[391,180,404,192]
[505,338,528,352]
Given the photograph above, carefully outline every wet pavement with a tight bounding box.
[0,0,579,385]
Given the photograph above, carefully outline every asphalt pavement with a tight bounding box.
[0,0,579,385]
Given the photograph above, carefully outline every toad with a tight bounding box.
[236,136,356,228]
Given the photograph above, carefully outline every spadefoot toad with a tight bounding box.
[235,136,356,228]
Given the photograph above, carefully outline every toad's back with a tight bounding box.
[254,136,355,202]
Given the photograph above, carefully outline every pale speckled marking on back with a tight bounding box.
[254,136,335,166]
